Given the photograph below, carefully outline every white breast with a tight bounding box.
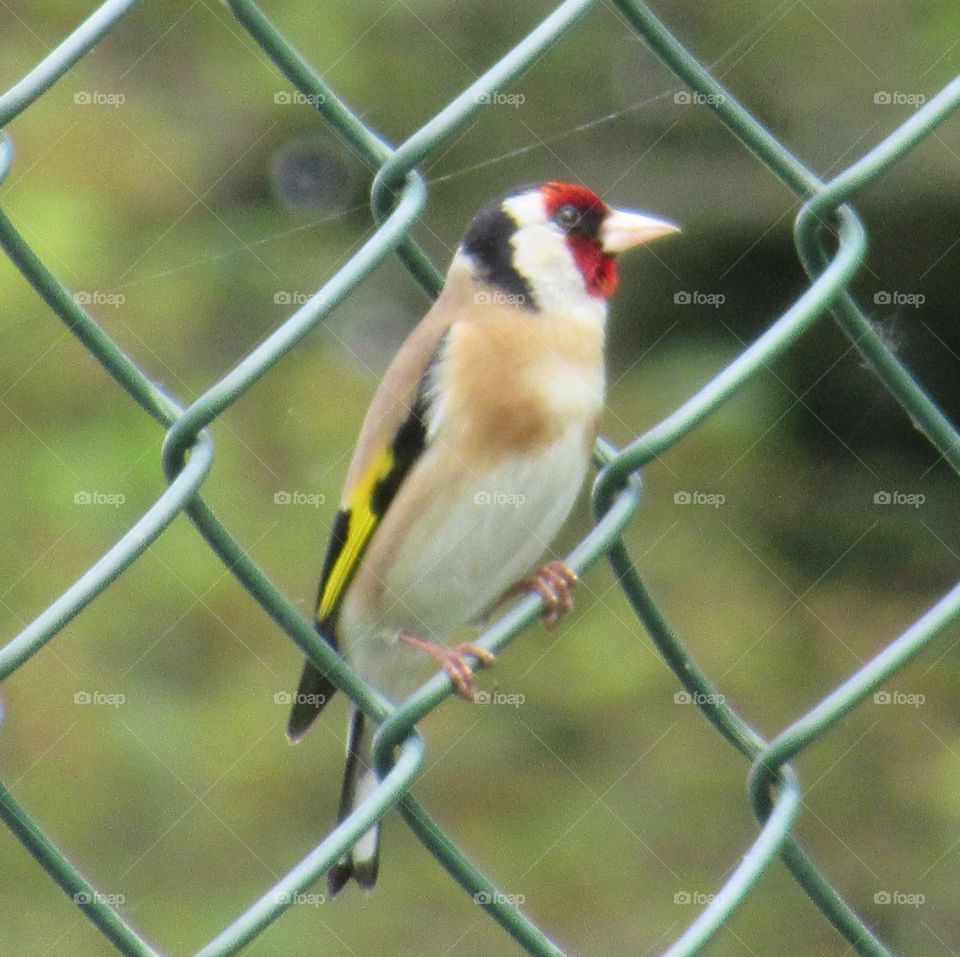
[527,351,605,426]
[402,425,590,625]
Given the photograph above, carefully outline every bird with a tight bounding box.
[286,181,678,894]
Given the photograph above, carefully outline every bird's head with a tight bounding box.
[458,181,678,317]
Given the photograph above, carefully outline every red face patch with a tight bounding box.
[565,233,618,298]
[540,182,618,299]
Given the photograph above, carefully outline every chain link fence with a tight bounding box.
[1,1,959,956]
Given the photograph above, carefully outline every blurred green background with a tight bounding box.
[1,1,959,955]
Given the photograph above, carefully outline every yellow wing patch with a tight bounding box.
[317,446,396,621]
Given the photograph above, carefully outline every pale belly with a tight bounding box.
[338,423,592,699]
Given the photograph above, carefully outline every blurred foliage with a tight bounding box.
[1,1,959,955]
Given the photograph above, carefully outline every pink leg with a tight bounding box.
[503,560,579,630]
[400,632,496,701]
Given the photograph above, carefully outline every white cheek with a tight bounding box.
[501,195,605,322]
[512,225,610,326]
[511,224,584,300]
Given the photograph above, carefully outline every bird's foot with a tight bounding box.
[399,632,496,701]
[506,560,579,630]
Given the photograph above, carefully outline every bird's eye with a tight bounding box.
[554,204,581,229]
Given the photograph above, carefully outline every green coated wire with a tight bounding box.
[0,0,143,127]
[225,0,443,296]
[195,736,427,957]
[593,206,867,493]
[369,0,598,215]
[0,780,162,957]
[793,75,960,476]
[750,582,960,817]
[0,438,213,678]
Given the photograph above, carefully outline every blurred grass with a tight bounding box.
[1,1,959,955]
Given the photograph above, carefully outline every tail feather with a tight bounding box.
[327,707,381,895]
[287,658,338,742]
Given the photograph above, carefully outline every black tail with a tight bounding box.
[287,658,338,742]
[327,707,381,894]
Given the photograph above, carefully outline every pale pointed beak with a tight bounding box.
[601,208,680,254]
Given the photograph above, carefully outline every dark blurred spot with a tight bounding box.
[271,139,357,213]
[330,282,421,375]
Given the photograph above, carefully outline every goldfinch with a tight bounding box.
[287,181,678,893]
